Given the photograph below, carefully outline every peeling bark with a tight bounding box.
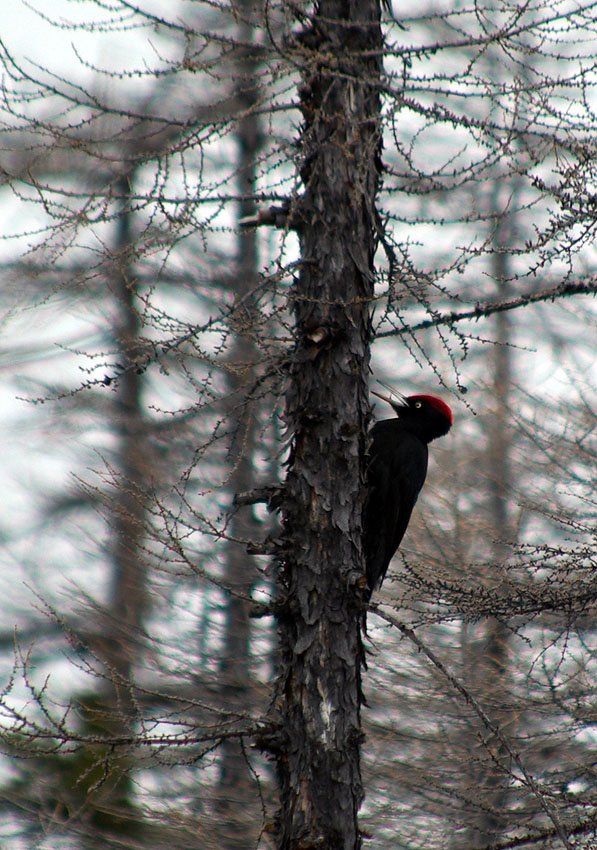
[274,3,383,848]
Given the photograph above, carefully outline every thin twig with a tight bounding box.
[373,604,574,850]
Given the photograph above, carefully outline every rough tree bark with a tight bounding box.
[273,3,383,848]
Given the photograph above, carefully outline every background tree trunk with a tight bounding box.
[78,167,149,847]
[457,181,518,849]
[217,3,265,844]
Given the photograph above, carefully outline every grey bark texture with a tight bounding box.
[274,3,383,848]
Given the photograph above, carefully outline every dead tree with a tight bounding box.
[271,3,383,848]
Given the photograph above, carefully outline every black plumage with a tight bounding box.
[363,391,453,596]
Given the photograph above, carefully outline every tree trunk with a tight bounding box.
[108,170,150,694]
[471,217,515,844]
[460,193,517,849]
[274,3,383,848]
[76,168,149,848]
[217,4,264,845]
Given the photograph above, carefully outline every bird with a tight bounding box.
[363,388,453,597]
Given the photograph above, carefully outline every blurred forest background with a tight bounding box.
[0,1,594,848]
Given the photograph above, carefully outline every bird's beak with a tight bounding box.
[371,389,394,405]
[371,388,408,409]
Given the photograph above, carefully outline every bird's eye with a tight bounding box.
[415,401,422,409]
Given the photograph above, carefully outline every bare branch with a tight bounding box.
[377,278,596,339]
[373,605,575,850]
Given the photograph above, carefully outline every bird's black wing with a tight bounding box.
[363,449,397,591]
[364,422,428,594]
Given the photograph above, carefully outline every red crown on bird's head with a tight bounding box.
[408,395,454,426]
